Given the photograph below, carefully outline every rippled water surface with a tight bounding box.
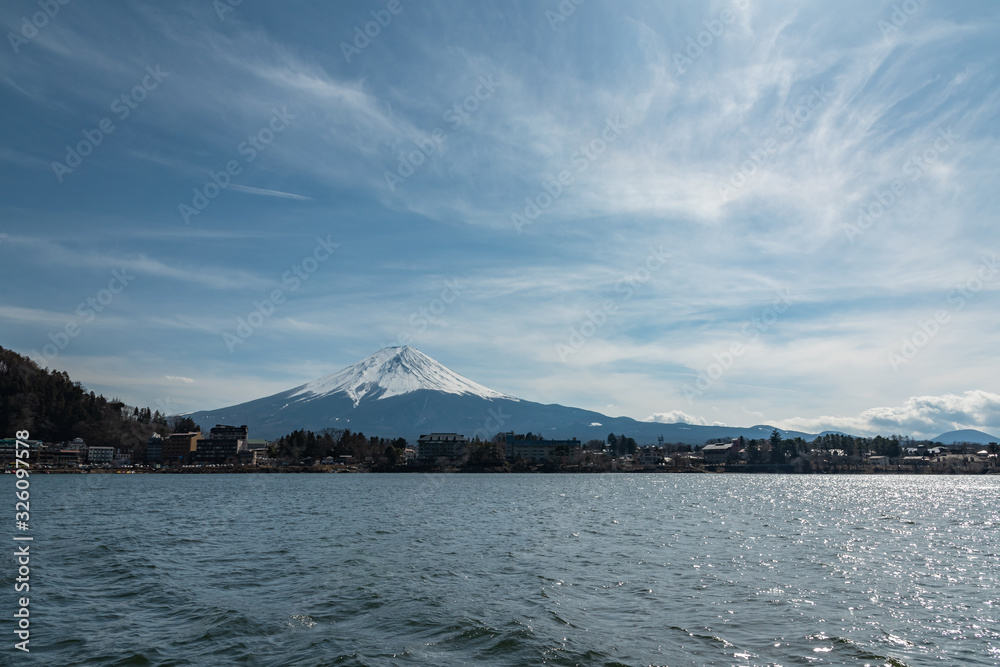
[7,473,1000,666]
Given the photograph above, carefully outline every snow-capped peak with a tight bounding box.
[289,346,518,406]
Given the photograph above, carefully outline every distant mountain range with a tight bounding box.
[930,429,1000,445]
[186,346,820,444]
[4,342,994,448]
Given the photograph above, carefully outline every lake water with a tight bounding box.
[5,473,999,666]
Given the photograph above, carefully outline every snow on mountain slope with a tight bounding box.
[288,346,518,406]
[186,346,824,442]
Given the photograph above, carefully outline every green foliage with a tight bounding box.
[169,416,199,433]
[745,439,767,464]
[272,428,410,467]
[465,440,505,467]
[0,345,168,446]
[275,429,335,460]
[766,431,800,464]
[606,432,637,456]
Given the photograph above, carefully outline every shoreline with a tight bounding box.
[22,465,999,476]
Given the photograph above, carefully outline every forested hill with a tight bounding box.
[0,345,169,445]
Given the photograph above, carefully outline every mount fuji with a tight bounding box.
[186,346,817,443]
[286,346,516,406]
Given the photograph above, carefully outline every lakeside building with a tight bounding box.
[87,446,115,464]
[901,456,931,468]
[869,455,890,468]
[504,433,582,462]
[417,433,469,461]
[146,433,163,464]
[194,424,249,465]
[207,424,249,441]
[245,438,270,454]
[0,439,44,463]
[193,438,239,464]
[0,440,16,462]
[635,446,670,466]
[36,446,82,465]
[162,431,201,463]
[702,440,741,465]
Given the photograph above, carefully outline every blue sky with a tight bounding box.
[2,0,999,439]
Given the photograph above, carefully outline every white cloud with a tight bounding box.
[773,390,1000,438]
[165,375,195,384]
[646,410,709,426]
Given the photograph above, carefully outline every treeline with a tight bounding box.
[273,428,407,468]
[273,429,510,469]
[0,346,171,446]
[739,430,903,464]
[605,433,638,456]
[579,433,639,456]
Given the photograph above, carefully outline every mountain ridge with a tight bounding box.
[287,346,516,406]
[186,346,819,443]
[931,428,999,445]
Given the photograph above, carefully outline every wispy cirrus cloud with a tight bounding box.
[3,236,273,290]
[0,1,997,432]
[229,184,311,200]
